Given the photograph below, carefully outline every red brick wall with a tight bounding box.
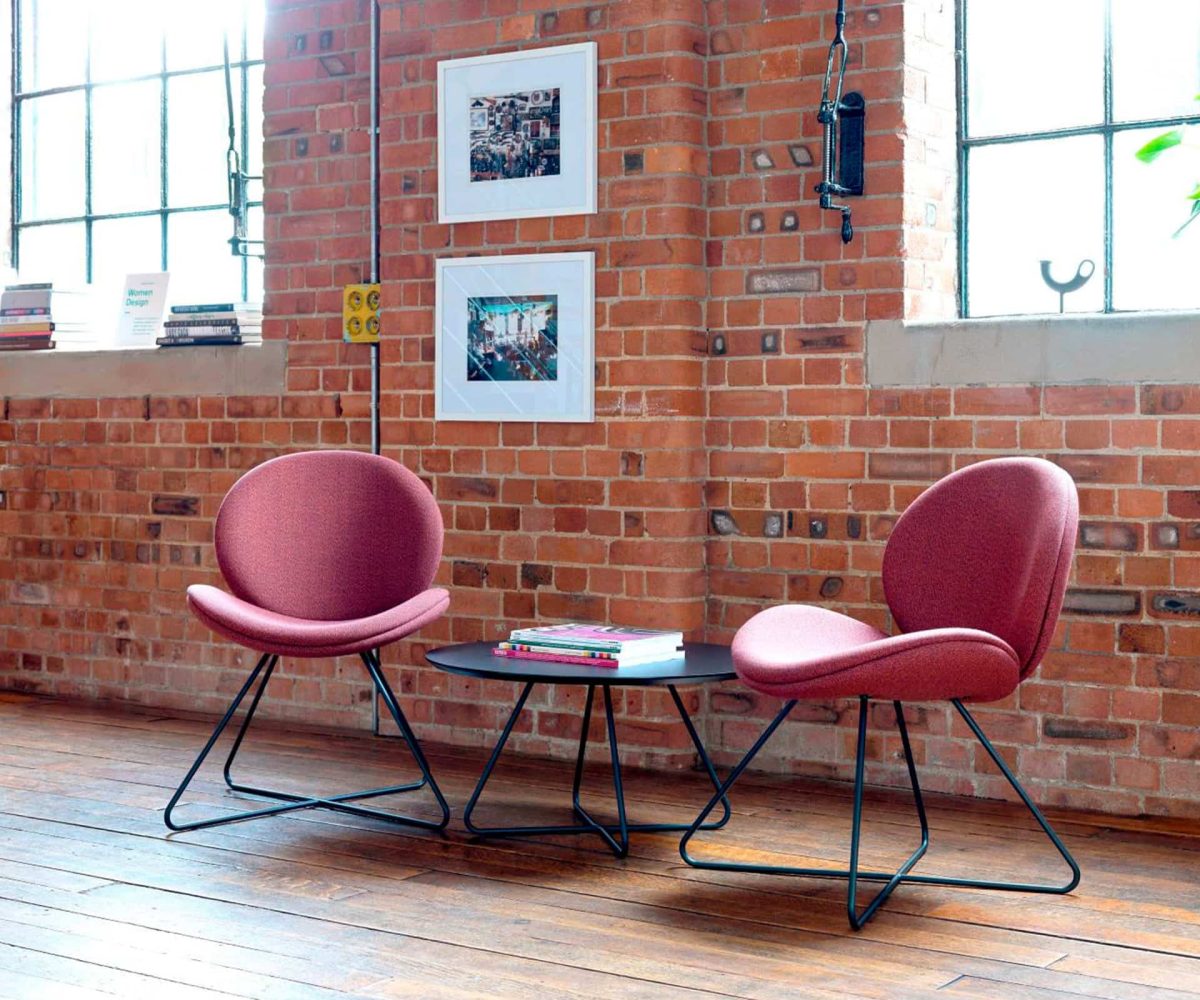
[2,0,1199,817]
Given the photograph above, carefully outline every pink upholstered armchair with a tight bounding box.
[165,450,450,833]
[680,457,1081,929]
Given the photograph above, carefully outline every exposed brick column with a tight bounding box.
[702,0,907,771]
[901,0,957,319]
[377,0,711,767]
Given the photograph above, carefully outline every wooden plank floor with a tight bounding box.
[1,692,1199,999]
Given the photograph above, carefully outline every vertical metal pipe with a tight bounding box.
[369,0,382,735]
[369,0,381,456]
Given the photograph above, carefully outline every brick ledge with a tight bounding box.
[0,340,288,399]
[867,311,1200,387]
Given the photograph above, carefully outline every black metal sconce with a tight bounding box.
[815,0,866,244]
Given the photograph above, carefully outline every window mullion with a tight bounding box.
[956,0,970,316]
[1102,0,1114,313]
[11,0,21,271]
[83,5,93,284]
[160,30,168,272]
[240,15,249,302]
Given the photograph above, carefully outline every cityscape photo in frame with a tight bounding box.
[435,252,595,423]
[437,42,597,224]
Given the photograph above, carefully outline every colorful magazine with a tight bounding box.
[506,623,683,652]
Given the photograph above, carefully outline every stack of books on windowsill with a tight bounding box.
[156,302,263,347]
[0,282,91,351]
[493,623,684,668]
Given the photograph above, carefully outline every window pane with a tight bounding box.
[967,135,1105,317]
[1113,0,1200,123]
[168,211,244,303]
[965,0,1104,137]
[246,205,264,299]
[167,71,233,207]
[1113,128,1200,311]
[91,216,163,298]
[245,63,264,176]
[245,0,266,61]
[92,81,162,215]
[19,0,88,91]
[90,0,163,82]
[164,2,241,71]
[19,92,86,221]
[17,223,86,286]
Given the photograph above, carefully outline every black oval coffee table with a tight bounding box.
[425,641,736,857]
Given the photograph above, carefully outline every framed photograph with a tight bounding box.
[437,42,597,224]
[435,252,595,423]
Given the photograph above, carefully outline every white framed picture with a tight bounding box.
[437,42,597,224]
[435,252,595,423]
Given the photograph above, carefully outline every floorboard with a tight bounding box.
[1,692,1198,999]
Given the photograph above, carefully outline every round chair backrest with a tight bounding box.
[214,451,443,622]
[881,457,1078,679]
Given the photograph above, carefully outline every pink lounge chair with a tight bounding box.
[680,457,1081,929]
[165,450,450,833]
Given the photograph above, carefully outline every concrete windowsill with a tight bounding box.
[0,340,288,399]
[867,311,1200,387]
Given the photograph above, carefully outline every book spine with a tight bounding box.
[1,296,52,310]
[161,327,259,338]
[3,282,53,290]
[506,633,623,652]
[170,303,237,314]
[506,632,681,654]
[0,339,55,350]
[491,649,619,668]
[499,642,618,659]
[163,315,258,325]
[162,319,242,329]
[0,307,50,317]
[156,336,245,346]
[0,324,54,335]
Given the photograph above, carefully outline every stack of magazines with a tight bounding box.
[493,623,684,667]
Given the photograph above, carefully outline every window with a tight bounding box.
[12,0,265,305]
[959,0,1200,317]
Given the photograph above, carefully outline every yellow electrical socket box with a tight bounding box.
[342,283,381,343]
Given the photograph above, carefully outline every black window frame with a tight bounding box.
[10,1,264,301]
[957,0,1200,317]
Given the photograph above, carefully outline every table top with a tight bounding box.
[425,641,736,687]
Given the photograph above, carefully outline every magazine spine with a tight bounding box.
[491,649,620,668]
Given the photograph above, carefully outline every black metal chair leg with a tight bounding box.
[680,694,1080,931]
[357,650,450,830]
[846,698,928,929]
[165,653,311,832]
[884,700,1080,895]
[668,685,732,830]
[164,649,450,833]
[679,699,797,866]
[222,654,279,788]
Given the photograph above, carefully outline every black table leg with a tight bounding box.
[463,681,731,856]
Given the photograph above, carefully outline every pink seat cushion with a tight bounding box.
[188,584,450,658]
[731,605,1021,703]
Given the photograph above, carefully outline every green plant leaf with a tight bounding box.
[1137,130,1185,162]
[1189,183,1200,202]
[1175,201,1200,238]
